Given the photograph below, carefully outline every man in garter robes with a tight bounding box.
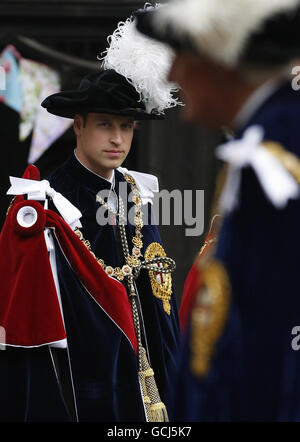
[0,9,181,422]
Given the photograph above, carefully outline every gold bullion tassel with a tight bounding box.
[138,347,169,422]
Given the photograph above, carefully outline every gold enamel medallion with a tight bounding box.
[144,242,173,315]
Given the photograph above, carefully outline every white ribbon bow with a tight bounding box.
[216,125,300,214]
[117,167,159,205]
[7,177,82,229]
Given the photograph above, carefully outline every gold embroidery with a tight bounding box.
[190,259,231,377]
[144,242,173,315]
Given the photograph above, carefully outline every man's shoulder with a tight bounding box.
[116,167,159,207]
[46,160,75,195]
[242,81,300,158]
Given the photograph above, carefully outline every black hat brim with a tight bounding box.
[41,73,164,121]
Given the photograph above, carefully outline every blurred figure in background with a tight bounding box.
[136,0,300,421]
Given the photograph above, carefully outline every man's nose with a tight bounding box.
[110,129,123,145]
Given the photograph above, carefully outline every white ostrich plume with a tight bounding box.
[100,3,182,115]
[153,0,300,67]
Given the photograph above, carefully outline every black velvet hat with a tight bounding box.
[135,0,300,69]
[41,69,163,120]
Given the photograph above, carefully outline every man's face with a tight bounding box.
[74,113,134,179]
[168,52,250,128]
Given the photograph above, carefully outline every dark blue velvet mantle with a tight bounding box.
[0,153,181,422]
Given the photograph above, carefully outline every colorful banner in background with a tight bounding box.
[0,45,72,163]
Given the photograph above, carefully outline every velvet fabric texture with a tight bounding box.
[0,162,137,351]
[0,154,181,421]
[172,81,300,422]
[46,153,181,420]
[0,199,66,347]
[0,164,65,347]
[179,228,217,333]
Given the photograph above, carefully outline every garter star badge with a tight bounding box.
[144,242,173,315]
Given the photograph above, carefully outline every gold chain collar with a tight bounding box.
[74,173,175,282]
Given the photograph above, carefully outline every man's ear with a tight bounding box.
[73,114,83,136]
